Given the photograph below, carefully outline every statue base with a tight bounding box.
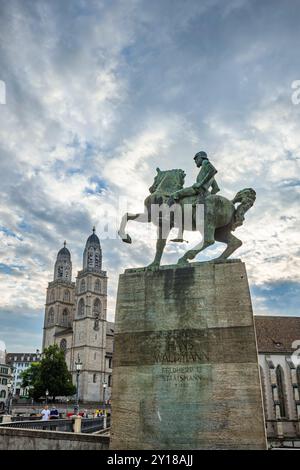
[110,260,267,450]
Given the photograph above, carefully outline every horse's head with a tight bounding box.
[149,167,185,194]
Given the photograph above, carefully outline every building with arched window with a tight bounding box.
[0,360,14,409]
[255,316,300,448]
[42,229,113,403]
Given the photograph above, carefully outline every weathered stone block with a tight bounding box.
[110,260,267,450]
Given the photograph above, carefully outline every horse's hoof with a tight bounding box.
[118,231,132,244]
[177,257,190,266]
[146,262,160,272]
[123,235,132,244]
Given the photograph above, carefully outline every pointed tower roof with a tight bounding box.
[54,241,72,282]
[83,227,102,272]
[85,226,100,247]
[57,240,71,258]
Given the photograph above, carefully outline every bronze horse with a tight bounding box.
[118,168,256,270]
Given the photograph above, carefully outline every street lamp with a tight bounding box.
[75,355,82,415]
[103,381,107,408]
[45,389,49,405]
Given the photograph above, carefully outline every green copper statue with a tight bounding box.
[118,151,256,270]
[169,151,220,203]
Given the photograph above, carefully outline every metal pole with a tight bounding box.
[4,394,9,414]
[9,390,13,414]
[76,370,79,414]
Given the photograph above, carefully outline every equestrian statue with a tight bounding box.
[118,151,256,270]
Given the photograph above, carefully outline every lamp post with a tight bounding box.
[45,389,49,405]
[103,382,107,409]
[75,355,82,415]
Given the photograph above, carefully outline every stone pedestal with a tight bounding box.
[110,260,267,450]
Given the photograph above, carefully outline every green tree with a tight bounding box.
[21,344,76,401]
[20,362,42,398]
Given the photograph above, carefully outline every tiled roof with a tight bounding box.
[254,315,300,354]
[107,321,115,335]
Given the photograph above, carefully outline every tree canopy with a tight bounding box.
[21,344,76,401]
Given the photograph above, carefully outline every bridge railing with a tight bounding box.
[81,417,104,433]
[0,418,73,432]
[0,416,108,433]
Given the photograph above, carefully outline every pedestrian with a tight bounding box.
[49,406,59,419]
[40,405,50,421]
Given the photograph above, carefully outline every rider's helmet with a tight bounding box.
[194,151,208,160]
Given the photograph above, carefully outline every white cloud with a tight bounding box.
[0,0,299,349]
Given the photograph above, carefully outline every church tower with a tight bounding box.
[71,228,108,402]
[42,242,76,368]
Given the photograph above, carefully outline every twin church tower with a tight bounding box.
[42,229,113,403]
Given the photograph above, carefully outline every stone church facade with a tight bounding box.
[42,229,113,403]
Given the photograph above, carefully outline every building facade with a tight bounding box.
[42,229,114,403]
[6,351,42,397]
[255,316,300,448]
[0,363,13,411]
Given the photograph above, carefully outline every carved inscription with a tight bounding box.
[153,330,208,364]
[160,365,207,388]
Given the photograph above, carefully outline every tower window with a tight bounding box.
[95,279,101,292]
[93,373,97,383]
[64,290,70,302]
[88,248,94,267]
[48,308,54,325]
[80,279,86,293]
[60,339,67,354]
[108,375,112,387]
[93,298,101,318]
[78,298,85,317]
[62,309,69,326]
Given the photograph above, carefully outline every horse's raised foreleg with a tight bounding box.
[177,224,215,266]
[214,227,242,259]
[118,211,148,244]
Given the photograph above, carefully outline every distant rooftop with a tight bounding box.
[254,315,300,354]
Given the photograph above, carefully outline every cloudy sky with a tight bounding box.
[0,0,299,352]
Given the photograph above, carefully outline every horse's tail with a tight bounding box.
[231,188,256,230]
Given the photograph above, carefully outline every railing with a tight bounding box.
[12,416,41,422]
[0,416,109,433]
[81,417,104,433]
[0,418,73,432]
